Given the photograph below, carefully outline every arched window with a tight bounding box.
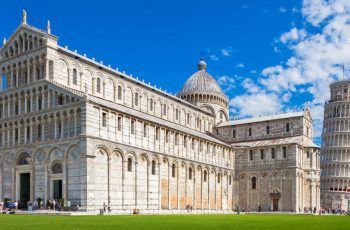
[152,160,156,175]
[97,78,101,93]
[117,85,122,100]
[163,104,167,116]
[37,124,42,139]
[38,96,42,110]
[143,124,148,137]
[248,127,252,136]
[260,149,264,159]
[27,98,31,112]
[134,92,139,106]
[149,98,153,111]
[127,158,132,172]
[58,94,63,105]
[72,68,77,85]
[15,101,19,115]
[204,170,207,182]
[131,119,135,134]
[286,122,290,132]
[189,167,193,180]
[166,130,170,143]
[52,162,63,174]
[176,108,179,120]
[252,176,257,189]
[18,152,30,165]
[218,173,221,183]
[172,164,176,177]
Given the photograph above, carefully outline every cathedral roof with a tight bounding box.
[177,59,228,100]
[231,136,319,149]
[217,111,307,127]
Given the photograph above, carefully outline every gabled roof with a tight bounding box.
[217,110,309,127]
[1,22,57,53]
[231,136,319,149]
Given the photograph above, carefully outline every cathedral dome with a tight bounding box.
[178,59,227,99]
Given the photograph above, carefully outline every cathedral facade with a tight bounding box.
[216,112,320,212]
[0,12,319,212]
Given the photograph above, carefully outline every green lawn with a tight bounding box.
[0,214,348,230]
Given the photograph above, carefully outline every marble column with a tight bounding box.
[15,66,19,87]
[45,58,49,79]
[27,62,30,84]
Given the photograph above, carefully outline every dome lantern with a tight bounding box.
[197,58,207,70]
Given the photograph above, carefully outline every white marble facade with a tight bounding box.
[0,12,320,212]
[216,111,320,212]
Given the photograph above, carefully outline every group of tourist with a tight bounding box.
[0,200,17,214]
[101,202,111,214]
[45,199,62,211]
[319,207,348,215]
[185,204,194,212]
[0,199,79,213]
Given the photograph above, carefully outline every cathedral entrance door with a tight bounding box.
[272,198,279,211]
[53,180,63,200]
[270,190,281,212]
[20,173,30,208]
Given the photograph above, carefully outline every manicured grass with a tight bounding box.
[0,214,348,230]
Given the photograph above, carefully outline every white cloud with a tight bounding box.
[280,28,307,44]
[217,75,236,92]
[210,54,219,61]
[292,6,299,13]
[282,91,292,102]
[221,48,232,56]
[242,78,260,94]
[302,0,349,26]
[279,7,287,13]
[236,63,245,68]
[231,0,350,140]
[230,92,282,117]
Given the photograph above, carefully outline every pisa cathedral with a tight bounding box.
[0,12,320,213]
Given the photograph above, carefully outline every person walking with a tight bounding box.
[103,202,107,213]
[53,199,56,211]
[14,200,18,210]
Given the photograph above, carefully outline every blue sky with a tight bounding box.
[0,0,302,94]
[2,0,350,143]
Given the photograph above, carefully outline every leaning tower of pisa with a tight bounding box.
[321,80,350,211]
